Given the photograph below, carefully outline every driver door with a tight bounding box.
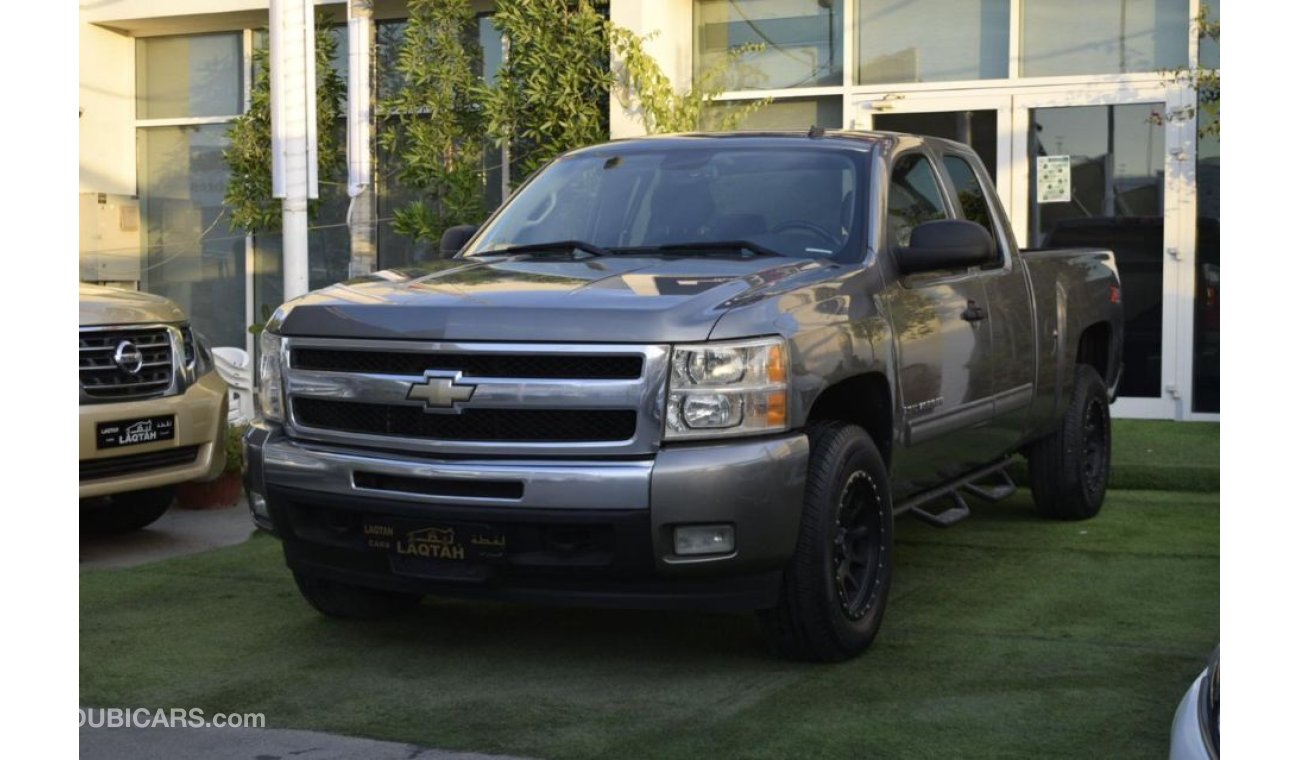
[882,149,1000,495]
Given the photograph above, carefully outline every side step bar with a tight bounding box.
[894,458,1016,528]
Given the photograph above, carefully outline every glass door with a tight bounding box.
[1026,104,1166,401]
[1010,85,1186,419]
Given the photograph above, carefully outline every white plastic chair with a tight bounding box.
[212,346,255,425]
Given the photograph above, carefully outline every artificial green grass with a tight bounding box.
[1008,419,1220,493]
[80,488,1218,759]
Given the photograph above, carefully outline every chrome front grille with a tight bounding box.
[79,326,177,401]
[282,339,670,456]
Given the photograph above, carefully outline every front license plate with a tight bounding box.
[97,415,176,449]
[362,522,509,562]
[364,521,508,582]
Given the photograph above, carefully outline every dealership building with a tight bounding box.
[78,0,1220,419]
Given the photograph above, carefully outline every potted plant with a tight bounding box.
[175,423,247,509]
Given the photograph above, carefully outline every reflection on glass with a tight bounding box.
[874,110,997,181]
[136,34,242,120]
[941,155,996,239]
[703,96,842,131]
[1029,104,1165,399]
[376,20,408,103]
[857,0,1008,84]
[1193,108,1219,413]
[1021,0,1188,77]
[886,153,947,248]
[695,0,843,90]
[137,125,245,348]
[1199,0,1219,69]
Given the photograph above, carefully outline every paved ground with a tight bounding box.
[79,500,256,570]
[79,725,530,760]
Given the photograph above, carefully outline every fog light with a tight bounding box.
[249,492,269,519]
[673,524,735,556]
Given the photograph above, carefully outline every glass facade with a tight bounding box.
[704,96,842,131]
[857,0,1009,85]
[1199,0,1219,69]
[695,0,843,90]
[133,33,245,350]
[137,124,245,348]
[1021,0,1189,77]
[136,34,242,120]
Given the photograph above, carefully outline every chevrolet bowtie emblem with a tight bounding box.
[407,375,476,410]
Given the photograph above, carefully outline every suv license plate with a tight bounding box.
[96,416,176,449]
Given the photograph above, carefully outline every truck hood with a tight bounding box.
[274,253,830,343]
[79,282,186,326]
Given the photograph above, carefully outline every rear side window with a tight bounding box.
[942,155,998,241]
[887,153,947,248]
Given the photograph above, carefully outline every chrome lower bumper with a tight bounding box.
[255,436,654,511]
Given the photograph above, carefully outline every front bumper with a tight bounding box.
[245,424,809,610]
[79,371,228,499]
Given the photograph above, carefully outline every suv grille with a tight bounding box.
[294,398,637,443]
[80,327,175,401]
[291,348,643,379]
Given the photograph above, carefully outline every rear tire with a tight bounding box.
[80,486,175,534]
[293,572,422,620]
[1027,365,1112,520]
[758,422,894,662]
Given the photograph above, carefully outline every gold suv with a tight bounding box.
[79,284,228,532]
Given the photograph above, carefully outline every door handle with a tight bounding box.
[961,300,987,323]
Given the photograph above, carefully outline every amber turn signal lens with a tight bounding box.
[766,391,787,427]
[767,343,787,384]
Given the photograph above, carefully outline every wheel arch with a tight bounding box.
[1076,321,1116,390]
[804,372,894,468]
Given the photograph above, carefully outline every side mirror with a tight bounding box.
[439,224,479,258]
[897,219,996,275]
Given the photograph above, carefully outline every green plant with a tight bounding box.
[225,423,249,474]
[611,33,769,134]
[225,2,779,248]
[224,17,348,234]
[483,0,615,184]
[380,0,488,244]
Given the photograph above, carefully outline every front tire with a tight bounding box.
[758,422,894,662]
[1026,365,1112,520]
[80,486,175,534]
[293,572,422,620]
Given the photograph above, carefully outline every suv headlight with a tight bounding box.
[665,336,788,440]
[179,326,214,380]
[257,330,285,422]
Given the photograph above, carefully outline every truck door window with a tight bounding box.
[887,153,948,249]
[942,154,1002,262]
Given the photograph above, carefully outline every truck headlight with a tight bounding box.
[257,331,285,422]
[665,337,788,440]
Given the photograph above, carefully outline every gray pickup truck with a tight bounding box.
[245,131,1123,661]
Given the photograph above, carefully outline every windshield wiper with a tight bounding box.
[469,240,613,258]
[611,240,784,258]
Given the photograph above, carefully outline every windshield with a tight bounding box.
[468,146,867,260]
